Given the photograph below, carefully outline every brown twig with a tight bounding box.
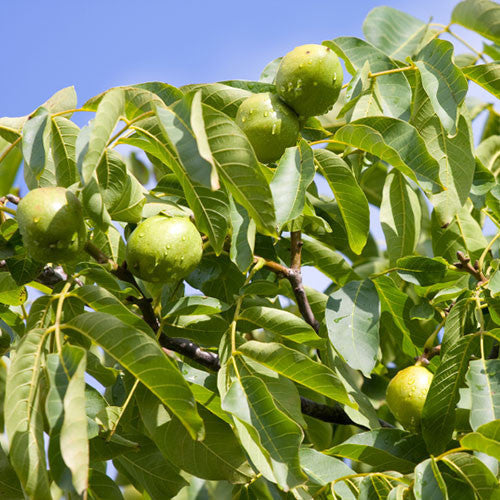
[453,251,487,284]
[82,242,373,428]
[416,345,441,366]
[254,232,320,333]
[0,194,21,205]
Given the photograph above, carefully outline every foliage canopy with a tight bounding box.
[0,0,499,498]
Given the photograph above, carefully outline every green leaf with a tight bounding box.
[237,341,354,407]
[396,256,448,286]
[301,237,359,286]
[96,149,145,223]
[372,275,419,358]
[164,314,228,348]
[0,116,27,143]
[59,346,88,494]
[130,118,230,253]
[137,385,251,483]
[0,137,22,196]
[414,457,447,500]
[81,88,125,183]
[180,82,251,118]
[414,39,468,135]
[363,7,427,60]
[176,361,230,422]
[411,76,475,223]
[325,37,412,119]
[326,429,428,473]
[441,297,473,355]
[452,0,500,44]
[22,108,51,178]
[463,64,500,99]
[162,295,228,318]
[238,306,323,346]
[422,334,480,455]
[156,93,215,188]
[5,255,42,287]
[431,205,487,263]
[88,469,124,500]
[359,475,396,499]
[70,285,153,337]
[5,329,51,500]
[440,452,500,499]
[0,443,24,499]
[466,359,500,430]
[113,435,187,500]
[314,149,369,254]
[325,279,380,377]
[51,116,79,187]
[478,136,500,175]
[201,104,277,236]
[222,373,306,489]
[270,140,315,231]
[229,197,256,272]
[41,86,77,115]
[381,171,421,264]
[0,273,26,307]
[334,117,441,192]
[65,312,204,440]
[461,420,500,461]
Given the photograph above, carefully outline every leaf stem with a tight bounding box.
[369,267,399,279]
[51,108,92,117]
[446,27,488,62]
[477,232,500,275]
[308,138,343,147]
[368,65,417,78]
[434,446,466,461]
[332,472,409,486]
[0,136,21,165]
[107,110,155,147]
[0,205,16,216]
[106,378,140,441]
[54,281,72,372]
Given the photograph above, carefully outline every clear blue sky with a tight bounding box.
[1,0,470,117]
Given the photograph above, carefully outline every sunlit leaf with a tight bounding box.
[65,312,204,440]
[422,334,480,455]
[414,39,468,136]
[363,7,428,60]
[452,0,500,44]
[325,279,380,377]
[5,329,51,499]
[314,149,369,254]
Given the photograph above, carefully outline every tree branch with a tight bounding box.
[453,251,487,284]
[80,241,379,428]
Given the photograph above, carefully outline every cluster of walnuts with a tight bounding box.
[16,187,202,285]
[14,42,433,433]
[236,44,343,163]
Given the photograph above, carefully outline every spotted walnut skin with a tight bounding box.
[276,44,343,118]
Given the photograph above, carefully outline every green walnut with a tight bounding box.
[126,215,203,283]
[386,365,433,433]
[235,92,299,163]
[17,187,86,264]
[276,43,343,117]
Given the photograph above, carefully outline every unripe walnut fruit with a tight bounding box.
[386,365,433,433]
[16,187,86,264]
[276,44,343,117]
[235,92,299,163]
[126,215,203,283]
